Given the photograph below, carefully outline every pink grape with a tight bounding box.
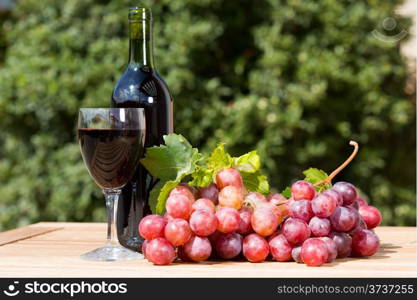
[216,168,244,190]
[323,189,343,206]
[216,207,241,233]
[218,186,244,209]
[332,182,357,205]
[258,202,284,223]
[319,237,338,263]
[215,233,243,259]
[163,212,175,223]
[267,193,287,204]
[348,217,367,236]
[289,200,314,222]
[356,197,368,207]
[242,233,269,263]
[268,193,289,217]
[359,205,382,229]
[139,215,166,240]
[329,206,358,232]
[291,180,315,201]
[301,238,328,267]
[309,216,331,237]
[251,207,279,236]
[164,218,192,246]
[282,217,311,245]
[142,240,148,258]
[328,231,352,258]
[189,209,218,237]
[245,192,268,206]
[269,234,293,262]
[166,194,192,220]
[291,246,303,263]
[146,238,176,265]
[237,206,254,235]
[311,193,337,218]
[192,198,216,213]
[198,183,219,205]
[183,236,212,262]
[352,229,380,256]
[169,185,195,204]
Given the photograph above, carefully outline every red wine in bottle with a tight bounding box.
[111,7,173,251]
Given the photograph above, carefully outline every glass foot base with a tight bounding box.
[81,245,144,261]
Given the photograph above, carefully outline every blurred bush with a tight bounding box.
[0,0,415,230]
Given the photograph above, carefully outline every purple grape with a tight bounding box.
[348,216,367,236]
[323,189,343,206]
[320,237,338,263]
[329,206,358,232]
[291,246,303,263]
[332,182,357,206]
[328,231,352,258]
[309,216,331,237]
[352,229,380,256]
[215,233,243,259]
[311,193,337,218]
[289,200,314,223]
[282,217,311,245]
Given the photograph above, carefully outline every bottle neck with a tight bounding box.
[128,18,154,68]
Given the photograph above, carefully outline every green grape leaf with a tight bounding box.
[188,165,213,187]
[303,167,331,192]
[281,186,291,198]
[234,151,260,173]
[149,180,179,215]
[206,143,233,171]
[241,171,270,194]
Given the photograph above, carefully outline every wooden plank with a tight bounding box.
[0,224,415,278]
[0,224,62,246]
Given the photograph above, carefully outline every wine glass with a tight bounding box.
[78,108,146,261]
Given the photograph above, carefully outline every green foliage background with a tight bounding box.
[0,0,415,230]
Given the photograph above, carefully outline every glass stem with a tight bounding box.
[104,189,121,247]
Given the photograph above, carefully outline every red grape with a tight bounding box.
[352,229,380,256]
[332,182,357,205]
[258,202,284,223]
[146,237,176,265]
[237,206,254,235]
[311,193,337,218]
[319,236,338,263]
[242,233,269,262]
[198,183,219,205]
[251,207,279,236]
[215,233,243,259]
[323,189,343,206]
[309,216,331,237]
[245,192,268,206]
[189,209,218,236]
[166,194,192,220]
[216,168,243,190]
[289,200,314,222]
[291,246,303,263]
[216,207,241,233]
[329,206,358,232]
[192,198,216,213]
[282,217,311,245]
[219,185,244,209]
[358,205,382,229]
[269,234,293,262]
[142,240,148,258]
[356,196,368,207]
[169,185,195,204]
[301,238,328,267]
[163,212,175,223]
[328,231,352,258]
[183,236,212,262]
[291,180,315,201]
[164,218,192,246]
[139,215,166,240]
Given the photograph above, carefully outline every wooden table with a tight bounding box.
[0,223,415,277]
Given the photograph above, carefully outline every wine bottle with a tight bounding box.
[111,7,173,251]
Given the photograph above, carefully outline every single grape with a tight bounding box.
[183,236,212,262]
[139,215,166,240]
[169,185,195,204]
[311,193,337,218]
[192,198,216,213]
[242,233,269,263]
[269,234,293,262]
[189,209,218,237]
[356,197,368,207]
[215,233,243,259]
[301,238,329,267]
[198,183,219,205]
[251,207,279,236]
[319,237,338,263]
[323,189,343,206]
[358,205,382,229]
[216,168,244,190]
[348,216,367,236]
[165,194,192,220]
[289,200,314,222]
[328,231,352,258]
[332,182,357,206]
[352,229,380,256]
[164,218,192,246]
[141,239,148,258]
[237,206,254,235]
[145,237,176,265]
[282,217,311,245]
[216,207,241,233]
[218,186,244,209]
[309,216,331,237]
[329,206,358,232]
[291,180,315,201]
[245,192,268,206]
[291,246,303,263]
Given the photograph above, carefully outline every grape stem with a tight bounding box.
[314,140,359,187]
